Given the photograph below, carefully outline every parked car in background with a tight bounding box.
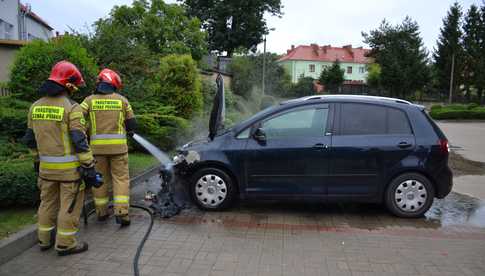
[174,95,452,218]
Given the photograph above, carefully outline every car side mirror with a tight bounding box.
[253,128,266,142]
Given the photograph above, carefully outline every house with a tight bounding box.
[278,44,371,84]
[0,0,54,41]
[0,0,53,83]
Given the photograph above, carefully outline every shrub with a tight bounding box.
[8,35,98,102]
[289,77,315,98]
[156,54,203,119]
[260,95,276,109]
[135,113,189,151]
[0,96,30,139]
[430,108,485,120]
[0,160,38,207]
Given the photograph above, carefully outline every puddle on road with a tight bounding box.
[426,192,485,228]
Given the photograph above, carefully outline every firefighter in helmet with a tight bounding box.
[81,69,136,226]
[23,60,100,256]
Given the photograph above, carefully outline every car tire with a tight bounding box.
[190,167,236,211]
[385,173,435,218]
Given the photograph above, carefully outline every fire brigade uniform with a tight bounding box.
[23,61,96,255]
[81,69,136,225]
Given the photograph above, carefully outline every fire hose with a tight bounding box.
[83,133,181,276]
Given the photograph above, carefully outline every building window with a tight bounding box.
[0,20,14,40]
[321,65,328,71]
[347,66,352,74]
[359,66,365,74]
[309,64,315,73]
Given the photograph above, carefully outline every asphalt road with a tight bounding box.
[438,122,485,163]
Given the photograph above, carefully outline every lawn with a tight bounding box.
[0,208,37,240]
[129,152,160,177]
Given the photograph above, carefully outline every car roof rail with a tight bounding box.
[282,95,412,105]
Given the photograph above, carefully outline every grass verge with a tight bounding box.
[0,208,36,240]
[129,152,159,177]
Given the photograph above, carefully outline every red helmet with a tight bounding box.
[97,68,122,90]
[48,60,85,88]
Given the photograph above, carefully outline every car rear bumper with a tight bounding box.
[434,166,453,199]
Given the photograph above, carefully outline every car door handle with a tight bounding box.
[313,143,328,150]
[397,141,412,149]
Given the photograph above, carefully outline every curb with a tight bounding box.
[0,165,160,266]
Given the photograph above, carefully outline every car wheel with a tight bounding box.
[190,167,236,211]
[385,173,435,218]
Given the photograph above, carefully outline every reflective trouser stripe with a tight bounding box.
[39,155,80,170]
[39,155,79,162]
[91,134,126,140]
[91,139,127,145]
[38,225,55,232]
[114,196,129,205]
[94,197,109,206]
[57,228,78,236]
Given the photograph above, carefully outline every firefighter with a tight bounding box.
[23,60,100,256]
[81,69,136,226]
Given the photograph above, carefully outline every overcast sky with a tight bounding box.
[31,0,483,54]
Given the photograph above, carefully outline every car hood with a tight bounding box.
[208,74,225,140]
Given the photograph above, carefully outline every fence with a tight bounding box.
[0,86,11,97]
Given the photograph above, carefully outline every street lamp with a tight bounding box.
[262,28,275,97]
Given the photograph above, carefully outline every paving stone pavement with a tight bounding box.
[1,196,485,276]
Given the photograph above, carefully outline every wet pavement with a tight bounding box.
[2,175,485,276]
[1,123,485,275]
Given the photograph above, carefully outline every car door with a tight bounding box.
[244,104,333,197]
[328,103,415,198]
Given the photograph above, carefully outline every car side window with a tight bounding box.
[388,108,412,134]
[340,103,412,135]
[261,107,328,139]
[236,128,251,139]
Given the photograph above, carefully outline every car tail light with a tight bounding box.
[438,139,449,154]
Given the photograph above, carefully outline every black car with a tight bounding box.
[173,94,452,218]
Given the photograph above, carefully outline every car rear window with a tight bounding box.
[340,103,412,135]
[422,110,446,139]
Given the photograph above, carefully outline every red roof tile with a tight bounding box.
[20,4,54,31]
[278,44,371,64]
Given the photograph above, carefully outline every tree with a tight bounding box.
[181,0,283,56]
[478,3,485,104]
[230,53,291,98]
[83,0,207,100]
[362,17,430,99]
[8,35,98,102]
[157,54,203,119]
[366,63,382,90]
[433,2,464,101]
[462,4,482,102]
[319,60,345,93]
[289,77,315,98]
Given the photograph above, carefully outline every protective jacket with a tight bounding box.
[81,93,135,155]
[24,96,94,181]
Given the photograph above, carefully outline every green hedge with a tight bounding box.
[430,104,485,120]
[0,96,30,139]
[0,160,38,207]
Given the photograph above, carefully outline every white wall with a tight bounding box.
[24,16,52,40]
[0,0,20,40]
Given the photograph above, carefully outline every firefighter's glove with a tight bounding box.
[34,161,40,174]
[127,131,135,138]
[81,165,103,189]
